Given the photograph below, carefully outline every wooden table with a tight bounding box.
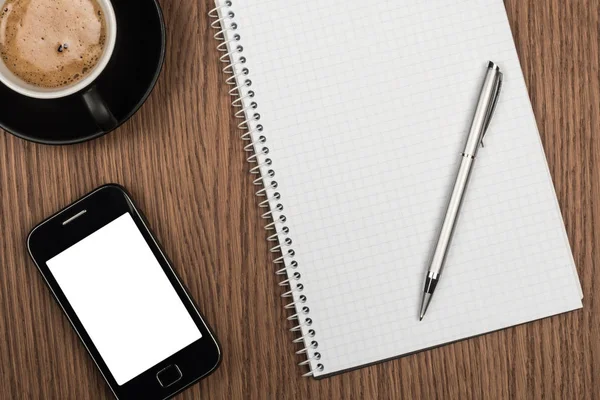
[1,1,598,398]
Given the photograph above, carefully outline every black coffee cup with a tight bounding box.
[0,0,166,145]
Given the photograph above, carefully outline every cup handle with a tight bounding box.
[82,86,118,131]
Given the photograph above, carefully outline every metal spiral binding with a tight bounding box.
[209,1,324,378]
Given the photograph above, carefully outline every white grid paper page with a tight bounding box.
[226,0,582,376]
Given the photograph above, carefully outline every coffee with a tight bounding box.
[0,0,107,88]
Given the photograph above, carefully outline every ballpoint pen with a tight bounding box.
[419,61,503,321]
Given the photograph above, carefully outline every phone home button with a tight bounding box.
[156,364,182,388]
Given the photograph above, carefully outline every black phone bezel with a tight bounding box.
[27,184,221,400]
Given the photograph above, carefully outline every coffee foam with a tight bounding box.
[0,0,106,88]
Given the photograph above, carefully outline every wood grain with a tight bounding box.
[0,0,598,398]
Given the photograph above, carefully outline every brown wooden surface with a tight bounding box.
[0,1,599,399]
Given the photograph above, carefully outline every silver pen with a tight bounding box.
[419,61,503,321]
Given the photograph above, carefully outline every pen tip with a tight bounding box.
[419,292,432,321]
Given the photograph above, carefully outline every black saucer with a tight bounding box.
[0,0,166,145]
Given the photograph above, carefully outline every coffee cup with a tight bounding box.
[0,0,165,144]
[0,0,118,130]
[0,0,117,99]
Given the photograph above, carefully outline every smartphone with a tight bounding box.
[27,184,221,400]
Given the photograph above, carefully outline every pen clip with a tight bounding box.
[480,71,503,148]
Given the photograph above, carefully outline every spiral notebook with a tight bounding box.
[210,0,583,378]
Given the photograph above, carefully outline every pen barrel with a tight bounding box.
[463,64,502,157]
[428,156,474,275]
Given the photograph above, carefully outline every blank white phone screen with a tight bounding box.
[47,213,202,385]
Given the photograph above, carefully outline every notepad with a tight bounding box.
[211,0,583,378]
